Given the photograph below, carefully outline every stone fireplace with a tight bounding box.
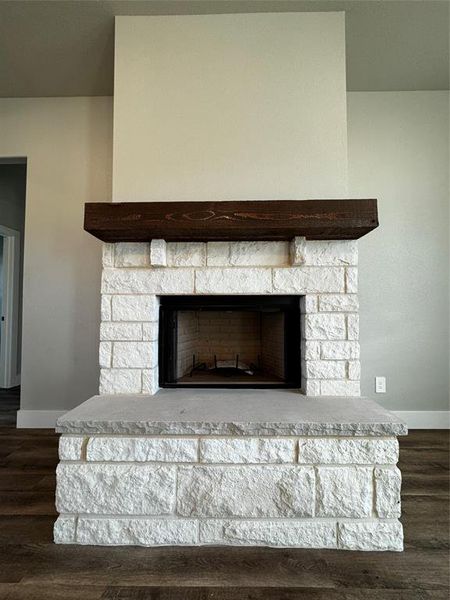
[54,228,407,551]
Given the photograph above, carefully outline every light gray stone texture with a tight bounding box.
[273,267,345,294]
[167,242,206,267]
[101,295,112,321]
[320,341,360,360]
[56,463,176,515]
[111,295,159,322]
[86,437,198,462]
[199,519,337,548]
[195,268,272,294]
[229,241,289,266]
[199,438,295,464]
[112,341,157,369]
[320,380,360,397]
[316,467,373,518]
[304,314,346,340]
[206,242,230,266]
[177,466,315,518]
[305,360,346,380]
[102,243,114,267]
[298,438,399,465]
[59,436,86,461]
[318,294,359,312]
[99,341,112,368]
[54,516,77,543]
[346,267,358,293]
[76,517,198,546]
[150,239,167,267]
[302,378,321,397]
[300,295,318,313]
[102,268,194,295]
[375,467,402,518]
[290,237,306,265]
[347,314,359,340]
[142,368,159,395]
[142,322,158,341]
[301,340,321,361]
[115,242,150,267]
[338,521,403,551]
[100,322,142,341]
[56,391,408,437]
[303,241,358,266]
[99,369,142,394]
[348,360,361,380]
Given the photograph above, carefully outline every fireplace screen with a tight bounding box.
[159,296,301,388]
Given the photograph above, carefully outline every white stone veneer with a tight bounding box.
[55,433,403,550]
[99,238,360,397]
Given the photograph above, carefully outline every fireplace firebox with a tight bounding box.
[159,296,301,388]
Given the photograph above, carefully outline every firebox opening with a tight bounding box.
[159,296,301,388]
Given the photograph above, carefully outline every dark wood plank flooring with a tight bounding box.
[0,387,448,599]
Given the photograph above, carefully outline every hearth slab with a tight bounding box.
[56,390,407,436]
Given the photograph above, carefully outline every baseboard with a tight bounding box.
[16,410,66,428]
[393,411,450,429]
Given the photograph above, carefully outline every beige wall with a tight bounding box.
[348,91,449,411]
[113,13,348,202]
[0,97,112,412]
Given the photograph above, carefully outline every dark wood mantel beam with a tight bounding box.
[84,199,378,242]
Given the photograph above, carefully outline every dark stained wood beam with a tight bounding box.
[84,199,378,242]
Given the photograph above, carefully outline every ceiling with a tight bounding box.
[0,0,448,97]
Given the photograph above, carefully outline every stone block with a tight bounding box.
[150,239,167,267]
[320,341,360,360]
[316,467,372,518]
[301,340,321,361]
[304,314,346,340]
[199,519,337,548]
[347,360,361,380]
[100,323,142,341]
[142,322,158,341]
[300,295,318,313]
[56,463,176,515]
[338,521,403,551]
[273,267,345,294]
[59,436,85,461]
[167,242,206,267]
[199,438,295,464]
[115,242,150,267]
[346,267,358,293]
[54,516,77,543]
[206,242,231,266]
[320,380,360,396]
[112,295,159,322]
[99,341,112,368]
[113,341,157,369]
[76,517,198,546]
[298,438,399,465]
[305,360,346,380]
[102,243,114,267]
[290,237,306,265]
[229,241,289,266]
[86,437,198,462]
[195,268,272,294]
[318,294,359,312]
[302,378,321,396]
[303,241,358,266]
[142,368,159,395]
[375,467,402,518]
[347,314,359,340]
[102,268,194,295]
[99,369,142,394]
[177,466,315,518]
[101,295,112,321]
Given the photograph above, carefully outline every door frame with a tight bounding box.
[0,224,21,388]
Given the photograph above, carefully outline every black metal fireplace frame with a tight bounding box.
[159,295,302,389]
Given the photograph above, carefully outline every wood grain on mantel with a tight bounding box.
[84,199,378,242]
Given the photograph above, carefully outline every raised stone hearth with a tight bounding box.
[55,391,406,550]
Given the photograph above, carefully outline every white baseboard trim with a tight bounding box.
[393,411,450,429]
[16,410,66,428]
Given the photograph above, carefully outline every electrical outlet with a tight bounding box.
[375,376,386,393]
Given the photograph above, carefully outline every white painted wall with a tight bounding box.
[0,97,112,411]
[348,91,449,412]
[113,13,348,202]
